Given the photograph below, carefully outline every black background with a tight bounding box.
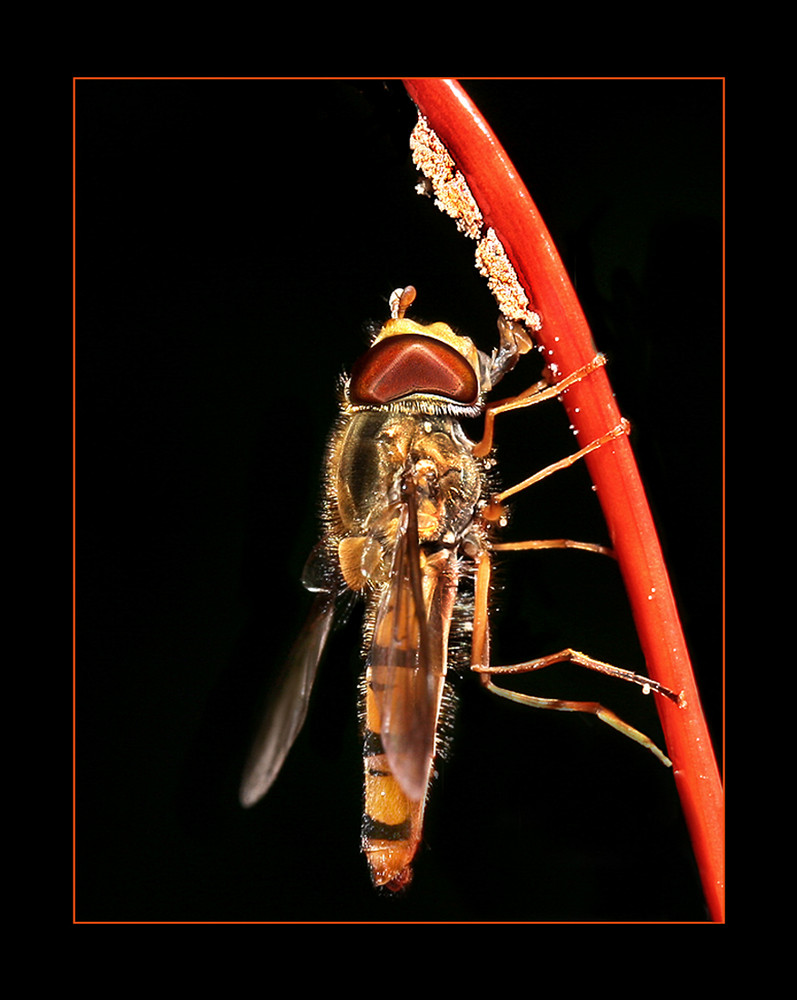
[76,78,722,922]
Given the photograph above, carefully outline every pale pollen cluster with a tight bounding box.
[410,115,542,336]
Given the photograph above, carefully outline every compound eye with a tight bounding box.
[349,335,479,406]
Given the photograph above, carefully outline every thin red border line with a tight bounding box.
[70,914,715,924]
[403,78,724,922]
[73,76,78,925]
[72,77,723,925]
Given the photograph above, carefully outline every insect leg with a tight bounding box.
[473,648,682,766]
[493,418,630,505]
[470,555,680,765]
[471,550,492,672]
[472,354,607,458]
[475,648,683,704]
[478,675,673,766]
[492,538,615,558]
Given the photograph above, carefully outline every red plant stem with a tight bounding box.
[403,78,724,922]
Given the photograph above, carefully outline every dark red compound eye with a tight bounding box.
[349,335,479,406]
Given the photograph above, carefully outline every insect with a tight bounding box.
[239,285,680,891]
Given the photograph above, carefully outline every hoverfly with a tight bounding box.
[240,285,678,891]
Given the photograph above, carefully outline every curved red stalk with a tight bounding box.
[403,78,723,921]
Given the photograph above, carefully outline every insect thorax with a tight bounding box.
[322,408,485,592]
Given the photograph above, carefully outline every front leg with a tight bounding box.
[473,352,608,459]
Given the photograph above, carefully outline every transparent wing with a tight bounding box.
[239,591,337,807]
[367,484,456,802]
